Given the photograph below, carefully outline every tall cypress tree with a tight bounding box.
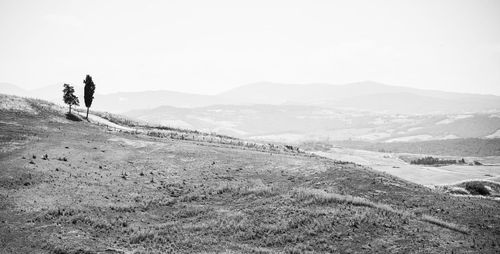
[83,75,96,120]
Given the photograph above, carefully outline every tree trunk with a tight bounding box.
[69,105,72,114]
[86,107,89,120]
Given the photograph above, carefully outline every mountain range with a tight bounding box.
[219,81,500,114]
[2,81,499,114]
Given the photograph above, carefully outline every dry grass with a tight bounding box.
[210,180,282,198]
[292,187,381,208]
[206,185,469,235]
[291,187,467,234]
[3,94,492,253]
[421,215,469,234]
[0,94,37,113]
[244,185,277,197]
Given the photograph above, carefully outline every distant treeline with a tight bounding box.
[410,156,465,165]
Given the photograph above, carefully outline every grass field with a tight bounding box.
[1,94,499,253]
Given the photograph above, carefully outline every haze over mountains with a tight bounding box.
[0,82,86,104]
[2,81,500,114]
[220,81,500,114]
[2,81,500,143]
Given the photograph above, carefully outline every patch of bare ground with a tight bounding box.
[0,95,499,253]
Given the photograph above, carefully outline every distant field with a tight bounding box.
[328,138,500,157]
[314,147,500,186]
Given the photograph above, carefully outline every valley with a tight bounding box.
[313,147,500,186]
[2,1,500,252]
[124,104,500,145]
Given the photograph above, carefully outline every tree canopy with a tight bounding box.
[84,75,95,108]
[83,75,96,119]
[63,83,79,113]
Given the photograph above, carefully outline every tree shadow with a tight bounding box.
[66,112,82,122]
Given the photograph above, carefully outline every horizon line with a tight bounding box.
[2,80,500,97]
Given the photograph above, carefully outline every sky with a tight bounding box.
[0,0,499,95]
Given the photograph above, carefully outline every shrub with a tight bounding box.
[465,182,490,196]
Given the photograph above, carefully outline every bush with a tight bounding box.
[465,182,490,196]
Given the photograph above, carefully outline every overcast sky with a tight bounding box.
[0,0,499,95]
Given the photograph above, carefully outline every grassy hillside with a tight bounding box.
[1,94,499,253]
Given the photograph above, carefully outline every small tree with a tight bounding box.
[63,84,79,114]
[83,75,96,119]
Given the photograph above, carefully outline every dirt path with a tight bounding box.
[75,111,136,131]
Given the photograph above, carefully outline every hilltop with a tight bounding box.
[0,94,499,253]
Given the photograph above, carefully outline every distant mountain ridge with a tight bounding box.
[0,82,85,103]
[0,82,28,97]
[2,81,500,114]
[219,81,500,114]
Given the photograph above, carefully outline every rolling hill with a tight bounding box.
[125,104,500,144]
[0,82,28,97]
[3,81,499,148]
[0,83,85,104]
[1,93,499,252]
[91,90,241,113]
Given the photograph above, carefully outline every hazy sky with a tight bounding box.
[1,0,499,95]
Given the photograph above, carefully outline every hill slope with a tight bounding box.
[125,104,500,144]
[1,94,500,252]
